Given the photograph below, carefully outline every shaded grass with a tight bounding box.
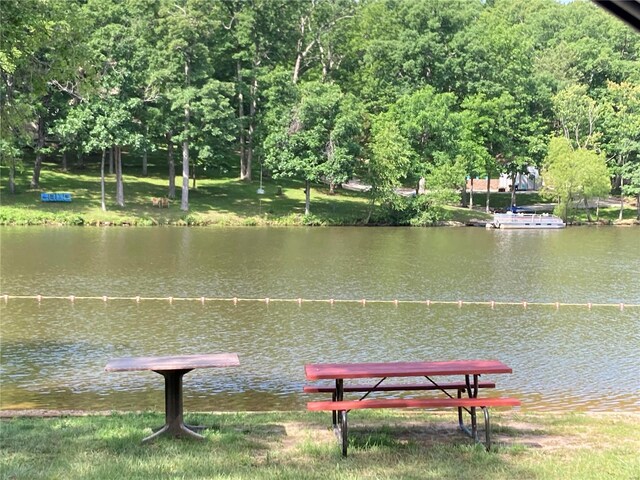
[0,160,370,226]
[1,159,636,226]
[1,410,639,479]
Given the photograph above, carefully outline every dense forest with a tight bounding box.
[1,0,639,222]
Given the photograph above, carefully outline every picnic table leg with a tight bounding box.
[332,379,349,456]
[332,379,343,429]
[340,410,348,457]
[143,369,204,442]
[482,407,492,450]
[470,374,479,440]
[459,374,479,441]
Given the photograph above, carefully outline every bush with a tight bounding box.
[0,208,85,226]
[369,191,457,226]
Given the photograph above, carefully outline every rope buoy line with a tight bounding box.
[1,294,637,310]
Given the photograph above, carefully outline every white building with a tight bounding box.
[497,166,540,191]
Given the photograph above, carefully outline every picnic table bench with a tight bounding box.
[304,360,520,456]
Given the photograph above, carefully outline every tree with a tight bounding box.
[364,114,413,223]
[458,107,494,210]
[152,0,234,211]
[0,0,81,191]
[345,0,478,112]
[542,137,610,222]
[389,86,460,191]
[620,161,640,220]
[453,0,550,210]
[600,81,640,219]
[263,81,363,215]
[552,84,603,149]
[414,160,467,225]
[221,0,298,182]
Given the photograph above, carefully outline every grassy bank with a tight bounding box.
[0,161,371,226]
[1,410,638,479]
[1,160,637,226]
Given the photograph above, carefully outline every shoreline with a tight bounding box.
[3,408,639,419]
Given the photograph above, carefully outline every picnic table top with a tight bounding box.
[305,359,512,380]
[105,353,240,372]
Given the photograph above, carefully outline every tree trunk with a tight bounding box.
[109,146,114,174]
[142,147,148,176]
[181,117,190,211]
[618,154,624,221]
[181,60,190,212]
[30,115,45,189]
[584,196,592,222]
[167,132,175,199]
[77,150,84,168]
[115,145,124,207]
[244,52,260,183]
[636,192,640,220]
[9,157,16,194]
[100,148,106,212]
[242,74,258,183]
[319,43,329,82]
[510,172,517,209]
[619,194,624,221]
[142,124,148,177]
[192,161,197,189]
[62,151,68,171]
[469,178,474,210]
[305,180,311,215]
[461,179,468,208]
[485,173,491,213]
[181,132,189,211]
[293,52,303,85]
[237,60,248,182]
[292,14,315,85]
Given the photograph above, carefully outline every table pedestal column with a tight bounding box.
[142,369,204,442]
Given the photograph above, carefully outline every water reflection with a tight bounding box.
[1,227,639,412]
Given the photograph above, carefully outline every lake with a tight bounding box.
[1,226,638,412]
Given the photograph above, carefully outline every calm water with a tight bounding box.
[1,227,638,412]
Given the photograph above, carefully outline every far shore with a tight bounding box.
[1,163,638,227]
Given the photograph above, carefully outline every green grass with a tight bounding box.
[0,158,372,226]
[1,157,637,226]
[1,411,638,479]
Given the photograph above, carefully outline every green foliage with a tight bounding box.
[365,115,413,213]
[552,84,603,149]
[390,86,461,178]
[542,137,611,221]
[4,0,639,222]
[0,207,84,226]
[263,81,363,214]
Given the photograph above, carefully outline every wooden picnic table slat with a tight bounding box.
[105,353,240,372]
[304,359,512,380]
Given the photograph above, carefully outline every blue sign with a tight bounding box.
[41,193,72,202]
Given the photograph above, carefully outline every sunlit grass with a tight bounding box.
[1,411,638,479]
[0,160,370,226]
[1,159,636,226]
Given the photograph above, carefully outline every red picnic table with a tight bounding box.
[305,359,520,456]
[105,353,240,442]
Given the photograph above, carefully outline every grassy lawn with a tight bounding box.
[0,159,372,226]
[1,157,637,226]
[1,410,638,479]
